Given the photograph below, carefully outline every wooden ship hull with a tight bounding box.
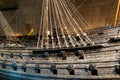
[0,26,119,80]
[0,0,120,79]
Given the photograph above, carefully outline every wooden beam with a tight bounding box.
[114,0,120,26]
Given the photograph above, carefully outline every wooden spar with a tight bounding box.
[114,0,120,26]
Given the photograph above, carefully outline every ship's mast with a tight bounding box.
[114,0,120,26]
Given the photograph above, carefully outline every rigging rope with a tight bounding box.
[36,0,94,49]
[0,11,19,42]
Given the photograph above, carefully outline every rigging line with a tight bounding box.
[54,0,61,47]
[41,0,46,49]
[45,0,49,49]
[66,0,85,33]
[47,0,51,48]
[63,0,88,45]
[0,12,18,41]
[84,32,94,45]
[66,0,86,30]
[62,0,86,45]
[40,0,46,48]
[54,0,68,47]
[64,2,91,45]
[74,0,93,30]
[51,0,58,48]
[49,0,54,48]
[79,12,93,29]
[8,10,19,23]
[56,0,71,46]
[77,0,87,9]
[77,3,93,30]
[1,18,8,35]
[8,26,16,41]
[61,0,86,45]
[56,0,75,47]
[44,0,49,49]
[52,0,61,48]
[59,0,80,46]
[66,0,93,44]
[67,0,92,31]
[2,17,12,33]
[55,0,70,47]
[37,0,44,49]
[60,1,77,47]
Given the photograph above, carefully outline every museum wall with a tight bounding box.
[1,0,118,35]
